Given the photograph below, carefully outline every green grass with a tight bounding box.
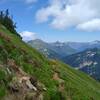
[0,24,100,100]
[0,86,6,98]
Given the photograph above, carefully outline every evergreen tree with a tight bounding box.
[0,9,21,38]
[0,11,4,24]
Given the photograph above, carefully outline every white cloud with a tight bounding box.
[19,31,36,41]
[77,19,100,32]
[36,0,100,31]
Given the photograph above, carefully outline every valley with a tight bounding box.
[28,39,100,81]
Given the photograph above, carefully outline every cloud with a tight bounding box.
[77,19,100,32]
[19,31,37,41]
[36,0,100,31]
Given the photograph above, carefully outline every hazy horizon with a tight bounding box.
[28,38,100,43]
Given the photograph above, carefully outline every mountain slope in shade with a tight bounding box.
[28,40,77,59]
[0,25,100,99]
[63,48,100,80]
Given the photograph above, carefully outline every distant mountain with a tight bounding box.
[28,40,100,58]
[28,39,62,59]
[50,41,77,56]
[63,48,100,80]
[28,39,77,59]
[67,40,100,51]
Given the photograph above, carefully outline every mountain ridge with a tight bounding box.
[63,48,100,81]
[28,39,77,59]
[28,39,100,59]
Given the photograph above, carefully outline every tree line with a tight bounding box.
[0,9,21,38]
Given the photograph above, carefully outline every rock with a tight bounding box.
[25,92,36,100]
[38,93,44,100]
[43,87,47,91]
[8,82,19,93]
[18,76,30,83]
[6,68,11,74]
[26,80,37,91]
[30,76,37,86]
[37,81,47,91]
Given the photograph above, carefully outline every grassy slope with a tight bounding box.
[0,25,100,100]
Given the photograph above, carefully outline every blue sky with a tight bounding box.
[0,0,100,42]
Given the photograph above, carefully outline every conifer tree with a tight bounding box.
[0,9,21,38]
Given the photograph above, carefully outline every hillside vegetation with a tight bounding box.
[0,24,100,100]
